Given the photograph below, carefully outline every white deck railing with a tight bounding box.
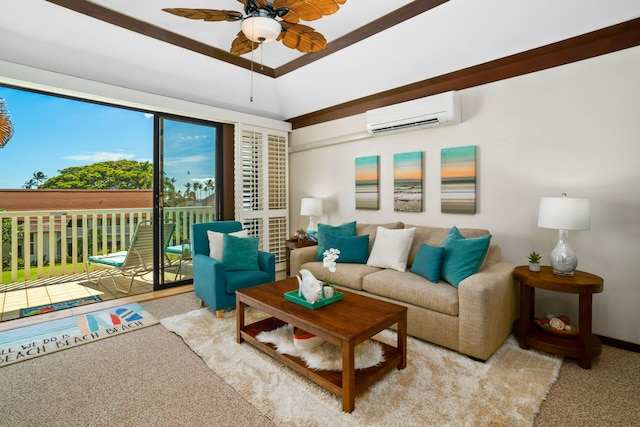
[1,206,215,284]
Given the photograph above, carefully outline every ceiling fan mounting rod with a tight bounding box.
[244,0,289,19]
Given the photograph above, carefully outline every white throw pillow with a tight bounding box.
[207,229,248,261]
[366,227,416,272]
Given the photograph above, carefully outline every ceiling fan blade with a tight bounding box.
[230,31,260,56]
[278,0,346,22]
[162,8,243,22]
[280,22,327,53]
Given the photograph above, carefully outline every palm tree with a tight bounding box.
[184,182,194,201]
[204,178,215,197]
[0,98,15,148]
[193,182,202,201]
[32,171,47,188]
[23,178,36,189]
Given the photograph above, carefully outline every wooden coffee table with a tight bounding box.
[236,277,407,413]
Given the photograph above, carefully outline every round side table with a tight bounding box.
[513,265,604,369]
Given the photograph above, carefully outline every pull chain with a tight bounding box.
[250,44,254,102]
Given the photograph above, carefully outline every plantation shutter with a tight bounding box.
[236,126,288,270]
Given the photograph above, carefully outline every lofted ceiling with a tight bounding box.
[1,0,639,124]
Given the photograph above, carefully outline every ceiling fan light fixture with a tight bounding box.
[241,16,282,43]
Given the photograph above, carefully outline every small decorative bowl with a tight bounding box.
[292,327,325,350]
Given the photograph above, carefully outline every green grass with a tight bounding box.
[1,264,88,284]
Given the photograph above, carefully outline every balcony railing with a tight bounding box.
[1,206,215,284]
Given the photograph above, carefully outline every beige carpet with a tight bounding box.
[161,307,562,426]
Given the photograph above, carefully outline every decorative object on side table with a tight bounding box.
[527,251,541,272]
[300,197,323,242]
[534,314,579,337]
[537,193,590,276]
[293,228,306,241]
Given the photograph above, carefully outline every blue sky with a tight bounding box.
[0,86,215,192]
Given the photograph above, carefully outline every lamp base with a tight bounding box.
[550,229,578,276]
[307,216,318,242]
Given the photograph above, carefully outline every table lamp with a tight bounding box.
[537,193,590,276]
[300,198,323,242]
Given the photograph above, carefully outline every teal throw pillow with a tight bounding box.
[441,226,491,288]
[222,234,260,271]
[324,234,369,264]
[316,221,357,261]
[410,244,445,283]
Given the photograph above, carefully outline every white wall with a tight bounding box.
[289,46,640,345]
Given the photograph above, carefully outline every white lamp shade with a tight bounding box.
[538,196,591,231]
[241,17,282,43]
[300,198,323,216]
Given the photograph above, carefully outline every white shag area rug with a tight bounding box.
[256,323,384,371]
[161,308,562,426]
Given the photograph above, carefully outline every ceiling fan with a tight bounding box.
[163,0,346,56]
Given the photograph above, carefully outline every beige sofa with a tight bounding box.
[290,222,519,361]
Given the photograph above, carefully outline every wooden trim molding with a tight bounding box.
[289,17,640,129]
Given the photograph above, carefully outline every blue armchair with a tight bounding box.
[191,221,276,317]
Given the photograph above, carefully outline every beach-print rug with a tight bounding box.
[0,303,157,367]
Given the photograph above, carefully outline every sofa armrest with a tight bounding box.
[290,245,318,277]
[457,262,519,360]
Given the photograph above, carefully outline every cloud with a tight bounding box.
[64,152,135,162]
[144,113,153,119]
[190,177,215,183]
[164,155,208,166]
[171,134,209,143]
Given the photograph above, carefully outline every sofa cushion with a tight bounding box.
[222,234,260,271]
[405,224,490,268]
[410,244,445,283]
[324,234,369,264]
[225,269,272,294]
[367,227,416,272]
[300,261,381,291]
[316,221,357,261]
[363,269,459,316]
[441,226,491,287]
[356,221,405,253]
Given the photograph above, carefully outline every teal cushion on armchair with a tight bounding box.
[222,234,260,271]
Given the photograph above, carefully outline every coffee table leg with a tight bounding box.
[236,299,245,344]
[342,340,356,413]
[398,313,407,369]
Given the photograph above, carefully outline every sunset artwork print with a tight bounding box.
[355,156,379,210]
[441,146,476,214]
[394,151,423,212]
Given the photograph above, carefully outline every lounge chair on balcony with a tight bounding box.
[86,220,176,293]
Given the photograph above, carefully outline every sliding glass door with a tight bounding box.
[154,115,222,289]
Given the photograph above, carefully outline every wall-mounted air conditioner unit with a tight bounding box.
[366,91,461,136]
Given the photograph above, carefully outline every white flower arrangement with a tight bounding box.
[322,248,340,295]
[322,247,340,273]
